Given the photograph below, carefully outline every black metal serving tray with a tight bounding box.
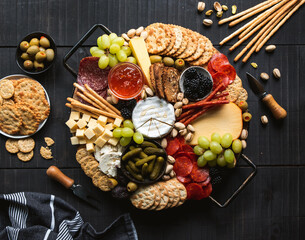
[63,24,257,208]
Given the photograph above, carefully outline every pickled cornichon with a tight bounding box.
[126,165,144,181]
[143,147,164,155]
[127,161,140,173]
[135,155,156,167]
[150,156,164,180]
[122,148,142,161]
[141,141,158,148]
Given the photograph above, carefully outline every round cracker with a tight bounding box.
[165,25,183,56]
[5,139,19,153]
[130,186,156,210]
[0,95,3,105]
[40,146,53,159]
[92,171,111,192]
[79,155,95,168]
[83,160,99,178]
[166,179,181,207]
[159,25,176,55]
[175,180,187,207]
[189,37,214,66]
[226,85,241,102]
[145,23,171,54]
[0,104,22,135]
[14,78,45,102]
[2,99,14,105]
[236,88,248,103]
[76,148,90,164]
[18,138,35,153]
[176,30,199,59]
[16,105,40,135]
[230,77,243,88]
[170,27,188,57]
[155,182,169,211]
[0,80,14,99]
[17,150,34,162]
[148,185,161,210]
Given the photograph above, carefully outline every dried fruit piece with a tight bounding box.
[232,5,237,14]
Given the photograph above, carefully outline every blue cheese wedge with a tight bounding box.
[132,96,175,138]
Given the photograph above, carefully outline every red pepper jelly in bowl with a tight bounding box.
[108,62,144,100]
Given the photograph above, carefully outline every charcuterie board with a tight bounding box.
[63,23,256,209]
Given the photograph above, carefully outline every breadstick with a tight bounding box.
[218,0,275,25]
[256,0,305,51]
[76,92,101,109]
[65,103,99,119]
[84,84,121,116]
[229,0,282,27]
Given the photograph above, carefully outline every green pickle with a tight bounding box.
[141,163,149,176]
[127,161,140,173]
[143,147,164,155]
[135,155,156,167]
[150,156,164,180]
[147,159,155,173]
[126,165,144,181]
[141,141,158,148]
[122,148,142,161]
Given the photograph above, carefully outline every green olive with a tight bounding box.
[242,112,252,122]
[45,49,55,62]
[21,52,30,60]
[39,47,46,52]
[149,55,162,64]
[35,51,47,62]
[34,60,44,71]
[26,45,40,56]
[163,57,174,67]
[237,101,248,112]
[127,181,138,192]
[20,41,30,51]
[107,178,118,189]
[23,60,34,70]
[29,38,40,46]
[39,37,50,48]
[175,59,185,70]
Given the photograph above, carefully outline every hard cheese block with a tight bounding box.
[129,37,152,89]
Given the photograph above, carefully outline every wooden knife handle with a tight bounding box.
[46,166,74,189]
[262,94,287,119]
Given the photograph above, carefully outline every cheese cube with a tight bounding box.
[105,123,114,131]
[65,119,78,130]
[79,138,87,144]
[77,119,87,129]
[95,136,107,148]
[113,118,123,128]
[82,113,91,122]
[87,118,97,129]
[70,136,79,145]
[70,129,77,133]
[69,111,80,120]
[101,129,113,141]
[108,137,119,146]
[86,135,97,144]
[86,143,95,153]
[76,129,85,138]
[93,124,105,136]
[97,115,107,126]
[84,128,95,140]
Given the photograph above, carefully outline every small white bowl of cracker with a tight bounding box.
[0,74,51,139]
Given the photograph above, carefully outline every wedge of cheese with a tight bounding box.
[129,37,152,89]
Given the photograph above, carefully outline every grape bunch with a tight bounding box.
[113,120,144,146]
[90,33,137,69]
[193,132,243,168]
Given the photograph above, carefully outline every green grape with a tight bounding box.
[112,37,125,47]
[97,36,103,49]
[211,132,221,143]
[133,132,144,144]
[100,34,111,49]
[120,137,132,146]
[121,46,132,56]
[126,56,137,64]
[197,155,207,167]
[98,55,109,69]
[227,160,236,169]
[116,50,127,62]
[224,149,235,163]
[123,120,134,129]
[109,43,120,54]
[108,54,119,68]
[90,46,99,55]
[216,154,226,167]
[232,139,242,154]
[221,133,233,148]
[203,150,216,161]
[113,128,122,138]
[109,33,118,42]
[92,49,105,57]
[198,136,210,149]
[208,159,217,167]
[193,145,204,155]
[121,127,134,137]
[209,141,223,154]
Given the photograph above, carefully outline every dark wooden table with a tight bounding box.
[0,0,304,239]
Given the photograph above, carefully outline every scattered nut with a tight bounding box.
[174,101,183,109]
[174,122,186,130]
[251,62,258,69]
[179,129,188,136]
[273,68,281,79]
[222,5,228,11]
[203,19,213,27]
[232,5,237,14]
[165,164,173,174]
[197,2,205,12]
[175,108,182,118]
[161,138,168,149]
[171,128,178,138]
[140,89,147,99]
[182,98,189,105]
[265,45,276,53]
[111,95,119,104]
[241,140,247,149]
[185,132,194,142]
[106,96,113,104]
[205,10,213,16]
[187,124,195,133]
[162,175,170,181]
[167,155,176,164]
[216,11,223,18]
[140,31,148,40]
[240,129,248,140]
[261,115,268,125]
[169,170,176,178]
[260,72,269,81]
[177,92,184,101]
[127,29,136,38]
[214,2,222,12]
[145,86,154,96]
[136,26,144,36]
[121,33,130,41]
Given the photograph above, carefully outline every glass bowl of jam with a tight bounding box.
[108,62,144,100]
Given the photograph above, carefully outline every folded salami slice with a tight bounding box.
[173,156,193,177]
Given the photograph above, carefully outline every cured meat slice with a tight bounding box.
[173,156,193,177]
[177,175,192,184]
[201,182,213,198]
[208,60,217,75]
[198,176,211,187]
[181,144,193,153]
[190,164,209,182]
[186,183,206,200]
[166,138,180,156]
[219,64,236,82]
[210,53,229,72]
[212,72,230,89]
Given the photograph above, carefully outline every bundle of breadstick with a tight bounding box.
[65,82,122,120]
[219,0,305,62]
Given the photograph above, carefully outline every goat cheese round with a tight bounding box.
[132,96,175,138]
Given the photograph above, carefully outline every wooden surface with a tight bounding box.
[0,0,304,239]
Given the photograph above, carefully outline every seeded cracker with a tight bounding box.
[175,29,199,59]
[83,160,99,178]
[44,137,55,147]
[92,171,111,192]
[0,104,22,135]
[16,105,40,135]
[189,37,214,66]
[226,85,241,102]
[236,88,248,103]
[5,139,19,154]
[184,34,206,62]
[18,138,35,153]
[76,148,91,164]
[159,25,176,55]
[40,146,53,159]
[171,27,188,57]
[165,25,183,56]
[17,150,34,162]
[155,182,169,210]
[145,23,171,54]
[2,99,14,105]
[148,185,161,210]
[0,95,3,105]
[130,186,156,210]
[14,78,45,101]
[0,80,14,99]
[80,155,96,169]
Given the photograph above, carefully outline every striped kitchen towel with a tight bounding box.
[0,192,138,240]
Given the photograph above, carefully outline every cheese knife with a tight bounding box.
[46,166,100,210]
[246,72,287,119]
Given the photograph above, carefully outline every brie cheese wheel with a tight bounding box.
[132,96,175,139]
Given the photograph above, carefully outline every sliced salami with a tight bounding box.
[166,138,180,156]
[210,53,229,72]
[186,183,206,200]
[173,156,193,177]
[208,60,217,75]
[190,164,209,182]
[201,182,213,198]
[177,175,192,184]
[212,72,230,89]
[181,144,193,153]
[219,64,236,82]
[198,176,211,187]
